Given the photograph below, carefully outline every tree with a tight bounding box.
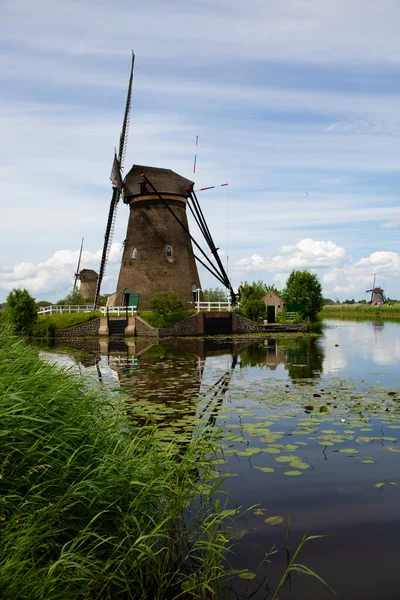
[282,270,323,322]
[202,288,227,302]
[150,290,187,316]
[5,288,38,334]
[239,280,268,322]
[57,290,86,306]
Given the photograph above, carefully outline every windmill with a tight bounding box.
[96,54,237,310]
[366,274,387,305]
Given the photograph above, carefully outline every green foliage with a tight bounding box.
[150,290,187,316]
[322,303,400,317]
[323,297,335,305]
[36,300,52,307]
[56,289,86,306]
[282,270,323,322]
[140,310,194,328]
[239,281,268,322]
[5,288,38,335]
[33,312,102,337]
[241,299,266,322]
[0,329,234,599]
[202,287,227,302]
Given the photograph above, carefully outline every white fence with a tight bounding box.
[37,305,138,316]
[38,302,233,316]
[38,305,95,315]
[195,300,232,312]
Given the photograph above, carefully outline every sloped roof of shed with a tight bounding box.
[123,165,194,199]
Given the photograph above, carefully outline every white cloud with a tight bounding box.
[0,243,122,301]
[233,238,400,299]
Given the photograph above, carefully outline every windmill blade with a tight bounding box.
[371,273,376,303]
[94,52,135,308]
[73,237,84,293]
[118,51,135,170]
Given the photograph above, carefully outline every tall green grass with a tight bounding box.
[0,328,234,599]
[322,304,400,317]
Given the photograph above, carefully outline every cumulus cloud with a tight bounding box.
[0,243,122,301]
[233,238,400,299]
[236,238,348,272]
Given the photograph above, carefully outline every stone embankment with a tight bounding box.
[53,313,306,338]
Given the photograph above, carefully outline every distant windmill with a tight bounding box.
[72,237,98,300]
[366,274,387,305]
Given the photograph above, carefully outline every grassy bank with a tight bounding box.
[33,312,102,337]
[0,328,233,599]
[139,310,195,328]
[322,304,400,318]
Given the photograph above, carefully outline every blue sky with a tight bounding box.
[1,0,400,302]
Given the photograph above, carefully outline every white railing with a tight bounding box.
[195,300,232,312]
[102,306,138,316]
[38,304,95,315]
[37,305,138,316]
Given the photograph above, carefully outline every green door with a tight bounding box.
[123,289,140,309]
[267,305,276,323]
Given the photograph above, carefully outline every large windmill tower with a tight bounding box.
[114,165,200,307]
[95,54,236,310]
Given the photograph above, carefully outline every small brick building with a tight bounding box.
[263,290,285,322]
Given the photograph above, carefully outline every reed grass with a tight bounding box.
[0,328,234,599]
[322,304,400,317]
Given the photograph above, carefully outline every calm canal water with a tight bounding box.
[39,318,400,599]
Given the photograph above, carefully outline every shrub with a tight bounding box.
[150,290,187,316]
[241,298,266,322]
[5,288,38,335]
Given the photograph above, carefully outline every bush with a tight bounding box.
[5,288,38,335]
[240,298,266,322]
[150,290,187,316]
[32,312,102,337]
[139,310,194,328]
[202,287,227,302]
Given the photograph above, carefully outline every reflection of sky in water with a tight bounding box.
[322,319,400,384]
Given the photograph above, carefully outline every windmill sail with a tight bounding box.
[94,52,135,307]
[73,237,84,293]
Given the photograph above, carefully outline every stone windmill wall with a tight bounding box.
[113,165,201,309]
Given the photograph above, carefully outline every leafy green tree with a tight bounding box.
[5,288,38,335]
[239,280,268,322]
[282,270,323,322]
[150,290,187,316]
[202,288,227,302]
[57,290,86,306]
[323,298,335,305]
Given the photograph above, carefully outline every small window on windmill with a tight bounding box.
[165,245,173,260]
[132,248,137,259]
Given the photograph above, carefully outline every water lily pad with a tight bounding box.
[238,570,257,580]
[254,466,275,473]
[264,447,281,454]
[265,515,284,525]
[275,455,298,463]
[388,447,400,452]
[289,459,310,470]
[374,482,385,488]
[338,448,359,454]
[284,470,303,476]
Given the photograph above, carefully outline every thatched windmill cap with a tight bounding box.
[79,269,98,280]
[123,165,194,202]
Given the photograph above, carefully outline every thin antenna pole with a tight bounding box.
[193,135,198,177]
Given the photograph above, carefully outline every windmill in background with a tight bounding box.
[366,274,387,305]
[73,237,98,300]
